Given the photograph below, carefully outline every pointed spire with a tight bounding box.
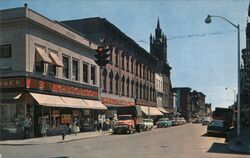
[157,17,160,29]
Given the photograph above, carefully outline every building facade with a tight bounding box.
[150,19,172,111]
[0,6,106,140]
[62,18,163,118]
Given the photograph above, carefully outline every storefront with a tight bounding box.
[0,77,106,140]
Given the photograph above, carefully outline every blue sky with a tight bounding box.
[1,0,249,110]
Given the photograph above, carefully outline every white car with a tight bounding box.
[142,119,154,131]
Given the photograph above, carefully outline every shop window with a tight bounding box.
[48,64,56,77]
[91,65,96,85]
[83,62,88,83]
[63,56,69,79]
[72,59,79,81]
[0,44,11,58]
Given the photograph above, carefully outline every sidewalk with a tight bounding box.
[227,127,250,154]
[0,131,112,145]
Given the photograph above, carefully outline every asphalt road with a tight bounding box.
[0,124,249,158]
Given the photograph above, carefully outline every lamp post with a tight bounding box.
[225,87,236,104]
[205,15,241,139]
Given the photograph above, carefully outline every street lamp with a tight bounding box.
[225,87,236,104]
[205,15,241,139]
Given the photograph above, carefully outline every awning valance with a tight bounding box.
[61,96,89,109]
[35,47,53,63]
[84,99,107,110]
[157,107,169,113]
[49,52,64,67]
[141,106,163,116]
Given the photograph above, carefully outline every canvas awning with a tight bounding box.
[157,107,169,113]
[30,92,89,109]
[49,52,64,67]
[0,93,22,102]
[140,106,163,116]
[84,99,107,110]
[35,47,53,63]
[61,96,89,109]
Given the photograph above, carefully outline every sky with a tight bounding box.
[0,0,249,110]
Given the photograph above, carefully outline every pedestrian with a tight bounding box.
[94,120,98,131]
[41,117,47,137]
[23,115,32,139]
[102,120,107,134]
[97,121,102,132]
[73,118,80,135]
[68,123,72,134]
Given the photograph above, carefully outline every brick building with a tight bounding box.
[62,18,163,117]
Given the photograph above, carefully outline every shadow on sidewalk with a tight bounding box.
[49,156,70,158]
[201,132,226,138]
[207,142,247,155]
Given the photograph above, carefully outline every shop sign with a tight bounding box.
[26,78,98,98]
[52,110,60,117]
[72,110,79,116]
[101,97,135,106]
[61,114,72,124]
[0,78,25,88]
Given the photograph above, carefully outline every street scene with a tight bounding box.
[0,0,250,158]
[0,124,248,158]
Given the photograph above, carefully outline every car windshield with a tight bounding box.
[159,118,169,121]
[210,121,223,126]
[118,116,132,120]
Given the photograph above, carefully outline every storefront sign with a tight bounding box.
[135,99,156,107]
[26,78,98,98]
[52,110,60,117]
[101,97,135,106]
[0,78,25,88]
[61,114,72,124]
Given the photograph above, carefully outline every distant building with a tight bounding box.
[172,87,192,121]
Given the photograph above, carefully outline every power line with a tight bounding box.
[136,29,245,43]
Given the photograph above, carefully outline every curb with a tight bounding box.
[0,133,111,146]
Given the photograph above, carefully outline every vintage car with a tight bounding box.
[207,120,229,136]
[156,118,172,128]
[202,117,211,126]
[142,119,154,131]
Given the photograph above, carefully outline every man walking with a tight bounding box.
[24,115,32,139]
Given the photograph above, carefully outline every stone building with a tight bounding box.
[62,18,163,117]
[0,6,106,140]
[150,19,172,111]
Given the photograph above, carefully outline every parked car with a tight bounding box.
[142,119,154,131]
[156,118,172,128]
[179,117,187,124]
[202,117,211,125]
[171,118,178,126]
[192,118,202,123]
[207,120,229,136]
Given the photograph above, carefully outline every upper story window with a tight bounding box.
[115,48,119,66]
[131,58,134,74]
[83,62,89,83]
[126,56,129,72]
[109,47,113,64]
[63,56,70,79]
[91,65,96,85]
[72,59,79,81]
[121,52,125,69]
[47,50,60,77]
[35,46,49,74]
[0,44,11,58]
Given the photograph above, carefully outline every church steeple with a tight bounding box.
[155,17,162,39]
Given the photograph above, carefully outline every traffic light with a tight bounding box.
[94,46,110,66]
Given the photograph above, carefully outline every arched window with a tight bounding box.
[115,47,119,66]
[136,61,138,76]
[131,79,134,97]
[140,82,142,99]
[102,68,107,92]
[109,70,113,93]
[143,84,146,100]
[109,46,113,64]
[121,75,125,96]
[131,58,134,74]
[126,55,129,72]
[126,77,130,97]
[115,72,119,95]
[150,87,152,101]
[121,52,125,69]
[136,81,139,98]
